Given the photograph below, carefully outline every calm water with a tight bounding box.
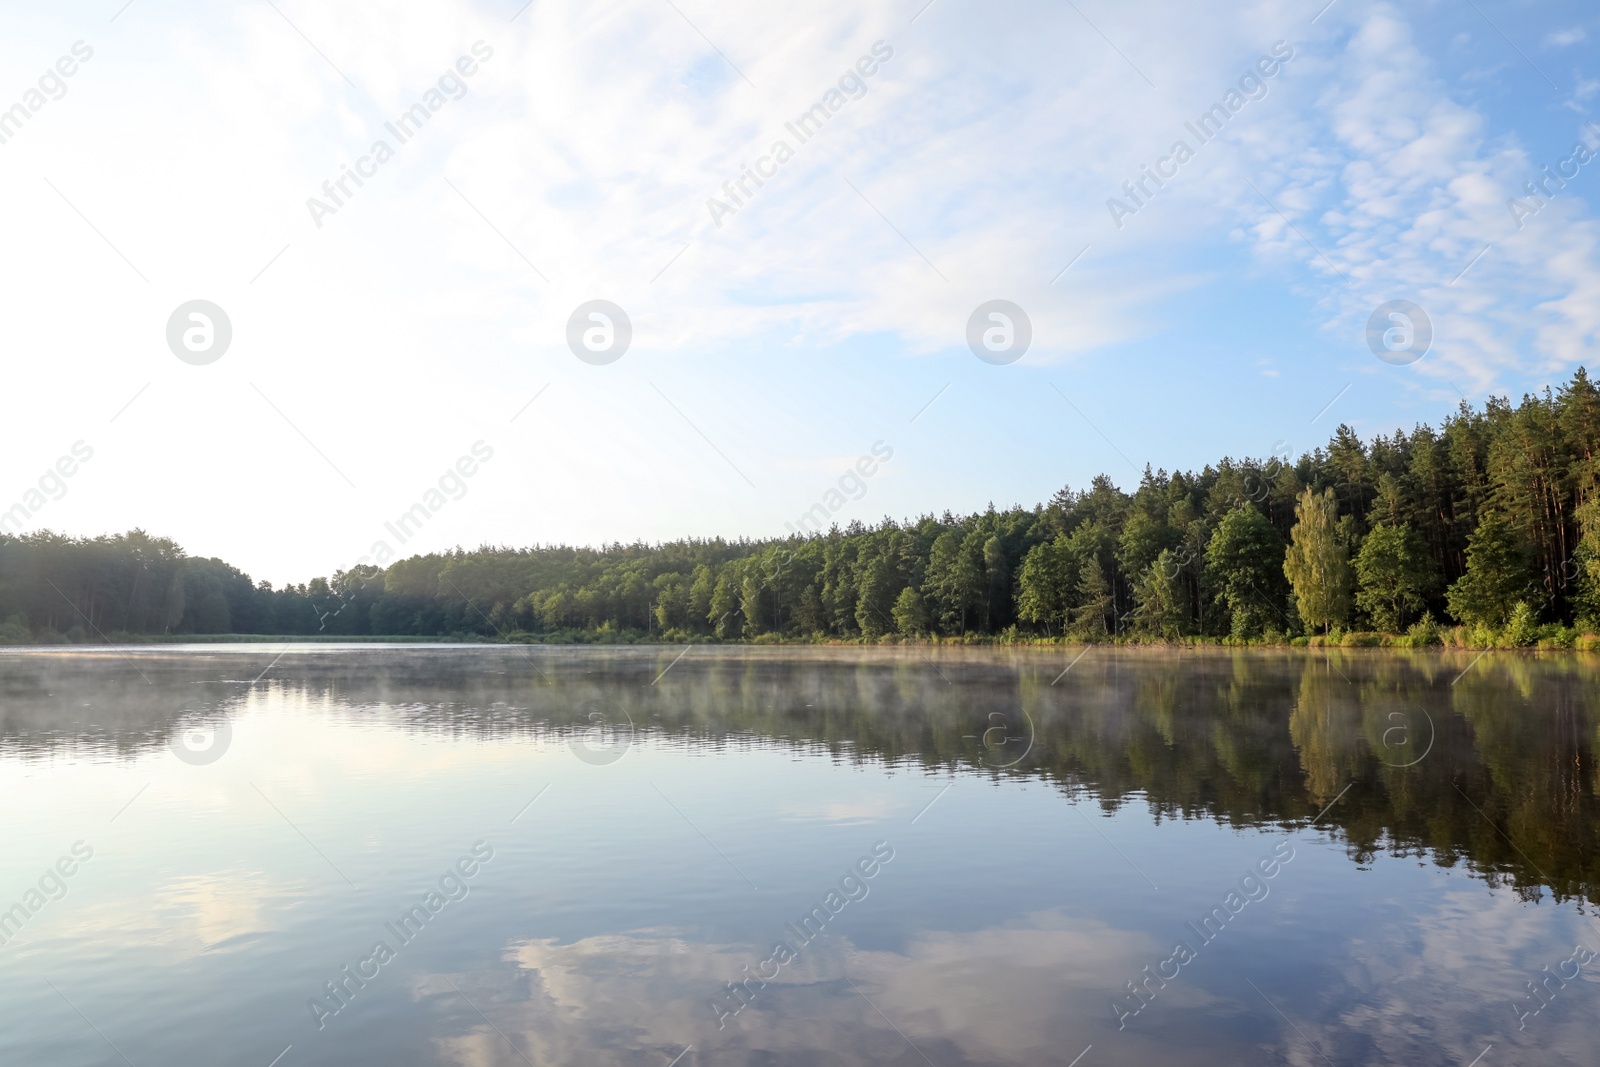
[1,645,1597,1066]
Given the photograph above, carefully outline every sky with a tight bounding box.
[0,0,1597,584]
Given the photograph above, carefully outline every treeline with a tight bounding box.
[4,369,1600,644]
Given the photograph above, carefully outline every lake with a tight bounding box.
[1,645,1596,1066]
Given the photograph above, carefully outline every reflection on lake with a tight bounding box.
[1,646,1596,1066]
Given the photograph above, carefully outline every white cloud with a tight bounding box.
[3,0,1599,576]
[1231,6,1600,392]
[1285,881,1600,1065]
[423,914,1240,1066]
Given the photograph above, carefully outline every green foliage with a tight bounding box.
[739,571,766,636]
[1117,509,1178,583]
[687,565,715,632]
[1071,556,1112,636]
[1504,601,1539,647]
[1283,487,1352,633]
[1129,551,1187,638]
[891,586,927,636]
[1353,522,1434,631]
[1446,512,1535,628]
[1016,536,1073,635]
[1405,612,1442,647]
[925,531,981,635]
[1206,505,1288,639]
[854,554,899,638]
[653,572,686,631]
[709,572,740,638]
[1574,498,1600,621]
[981,535,1009,632]
[1535,623,1576,649]
[0,614,30,644]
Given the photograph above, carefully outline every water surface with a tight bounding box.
[2,645,1597,1066]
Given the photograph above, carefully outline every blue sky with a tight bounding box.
[1,0,1597,581]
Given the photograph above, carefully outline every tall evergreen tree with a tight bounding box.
[1071,556,1112,636]
[1130,551,1187,638]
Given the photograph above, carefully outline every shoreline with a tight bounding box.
[2,632,1597,653]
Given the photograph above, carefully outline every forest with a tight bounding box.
[3,369,1599,647]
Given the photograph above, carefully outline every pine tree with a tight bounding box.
[1071,557,1111,636]
[854,555,898,638]
[709,571,741,638]
[1130,551,1187,638]
[925,530,981,635]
